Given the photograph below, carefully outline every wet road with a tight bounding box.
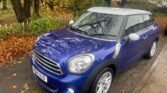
[0,35,166,93]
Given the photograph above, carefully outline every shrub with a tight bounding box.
[28,18,47,35]
[73,0,109,16]
[28,17,62,35]
[0,23,24,39]
[125,0,157,12]
[0,17,63,39]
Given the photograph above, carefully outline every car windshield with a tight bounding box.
[69,12,124,40]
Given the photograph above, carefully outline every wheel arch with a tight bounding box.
[108,64,117,77]
[155,37,159,42]
[81,59,118,93]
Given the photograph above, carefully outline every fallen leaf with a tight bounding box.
[20,90,25,93]
[0,36,36,66]
[12,85,17,89]
[23,83,29,90]
[12,73,17,77]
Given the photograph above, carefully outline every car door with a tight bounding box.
[118,15,146,70]
[140,15,156,53]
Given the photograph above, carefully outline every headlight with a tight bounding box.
[68,54,95,74]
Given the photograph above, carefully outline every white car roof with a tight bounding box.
[88,7,152,15]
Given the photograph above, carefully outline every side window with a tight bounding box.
[125,15,144,36]
[143,15,154,27]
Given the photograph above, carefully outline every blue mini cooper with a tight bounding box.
[30,7,160,93]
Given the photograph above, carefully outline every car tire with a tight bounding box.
[144,41,157,59]
[91,68,113,93]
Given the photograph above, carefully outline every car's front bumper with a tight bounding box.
[30,57,87,93]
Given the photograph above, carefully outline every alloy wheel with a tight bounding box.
[96,72,112,93]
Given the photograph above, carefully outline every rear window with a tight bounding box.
[125,15,144,36]
[123,14,154,37]
[143,15,154,27]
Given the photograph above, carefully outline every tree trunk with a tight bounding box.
[165,24,167,35]
[120,0,127,8]
[2,0,7,9]
[10,0,25,22]
[105,0,111,6]
[33,0,40,17]
[41,0,43,3]
[48,0,54,11]
[73,0,80,16]
[24,0,31,19]
[10,0,31,23]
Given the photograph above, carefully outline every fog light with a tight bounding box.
[67,88,74,93]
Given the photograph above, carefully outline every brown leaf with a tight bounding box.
[23,83,29,90]
[12,85,17,89]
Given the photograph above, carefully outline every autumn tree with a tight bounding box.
[47,0,54,11]
[0,0,7,9]
[33,0,40,16]
[10,0,31,23]
[24,0,31,18]
[120,0,127,7]
[3,0,7,9]
[105,0,111,6]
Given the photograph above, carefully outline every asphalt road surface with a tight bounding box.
[0,35,166,93]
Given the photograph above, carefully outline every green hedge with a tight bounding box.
[0,23,24,39]
[28,17,62,35]
[49,0,109,16]
[0,17,63,39]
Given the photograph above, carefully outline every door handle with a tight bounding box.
[143,35,148,40]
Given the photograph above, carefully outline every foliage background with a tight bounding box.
[0,0,167,66]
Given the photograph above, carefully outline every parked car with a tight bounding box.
[30,7,160,93]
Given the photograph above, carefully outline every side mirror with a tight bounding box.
[69,20,74,25]
[128,33,140,41]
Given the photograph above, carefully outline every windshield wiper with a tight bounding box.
[79,20,108,28]
[70,26,88,35]
[89,34,116,37]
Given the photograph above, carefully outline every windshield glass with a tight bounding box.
[70,12,124,40]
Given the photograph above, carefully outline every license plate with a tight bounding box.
[32,66,48,83]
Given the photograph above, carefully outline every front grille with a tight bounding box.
[33,50,63,75]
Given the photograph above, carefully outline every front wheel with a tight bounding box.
[144,41,157,58]
[91,68,113,93]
